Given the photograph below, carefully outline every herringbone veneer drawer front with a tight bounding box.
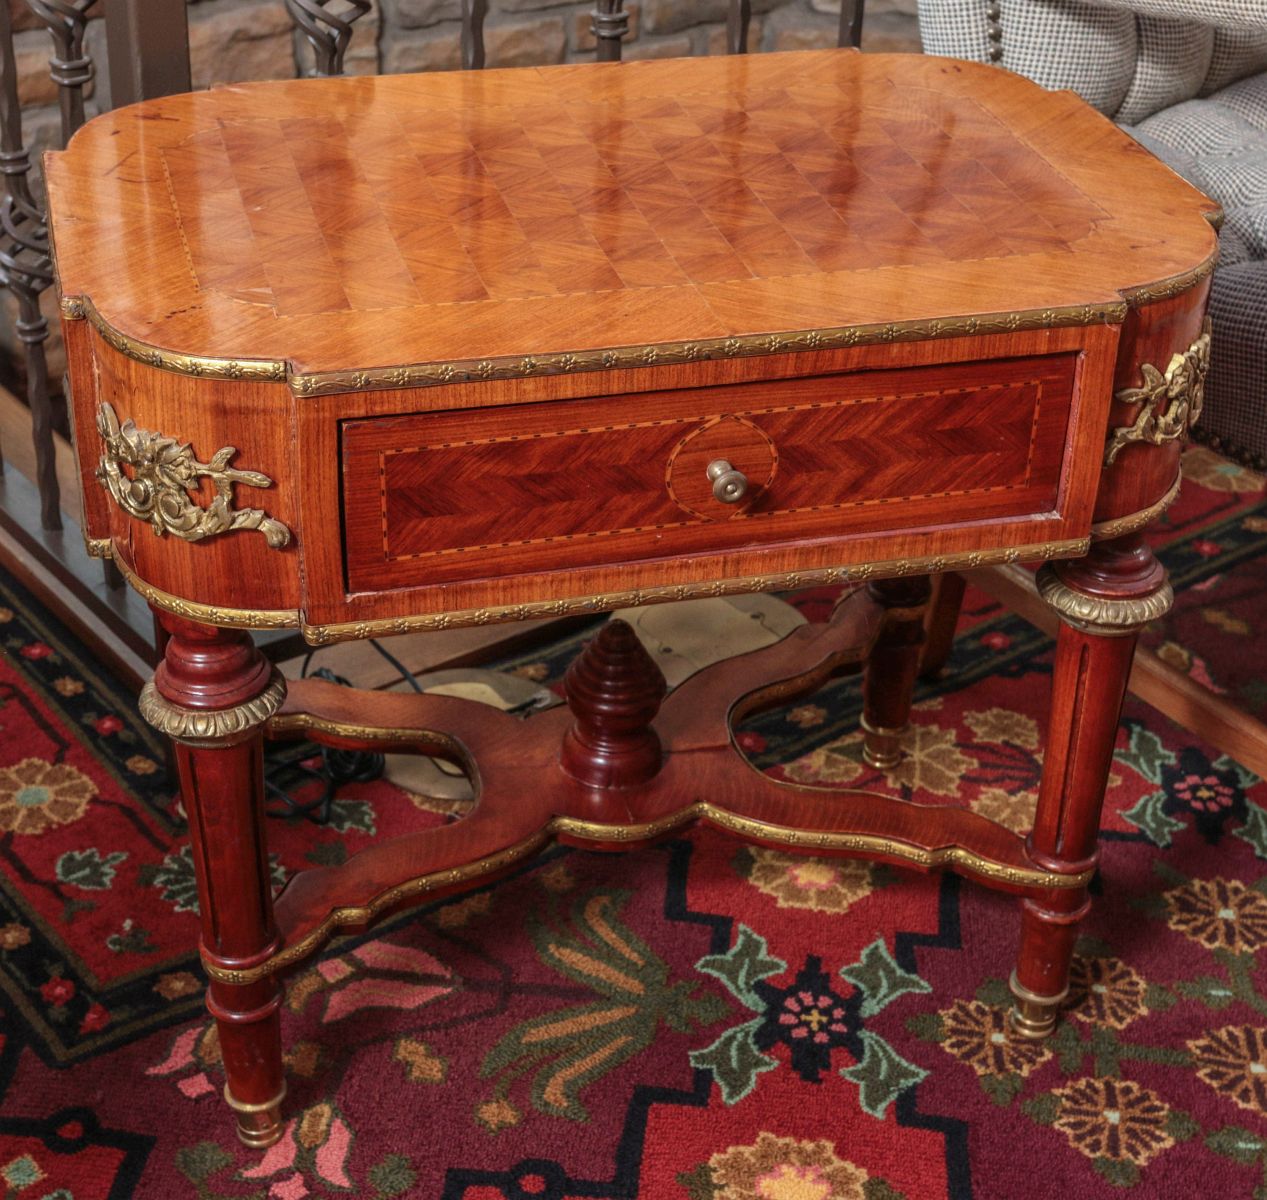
[341,353,1077,593]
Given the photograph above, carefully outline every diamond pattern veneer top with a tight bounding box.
[46,50,1218,382]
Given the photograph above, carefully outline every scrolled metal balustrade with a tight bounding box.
[284,0,372,77]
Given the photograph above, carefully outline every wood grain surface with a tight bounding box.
[47,50,1217,382]
[341,354,1075,592]
[47,49,1216,637]
[48,46,1223,1149]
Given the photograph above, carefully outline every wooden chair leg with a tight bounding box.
[862,576,933,769]
[920,571,966,679]
[1011,535,1172,1037]
[142,610,289,1147]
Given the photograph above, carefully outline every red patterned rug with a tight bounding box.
[1,448,1265,1200]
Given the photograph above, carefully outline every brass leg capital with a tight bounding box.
[1008,970,1067,1040]
[224,1082,287,1149]
[1035,564,1172,637]
[141,669,287,748]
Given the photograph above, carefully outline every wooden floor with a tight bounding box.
[0,383,80,515]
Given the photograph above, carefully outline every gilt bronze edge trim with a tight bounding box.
[266,712,468,761]
[688,806,1093,890]
[200,803,1088,985]
[61,295,288,383]
[60,291,1132,396]
[201,831,555,985]
[111,537,1088,639]
[299,538,1090,644]
[113,557,299,630]
[1117,251,1216,305]
[286,303,1130,396]
[1088,473,1181,542]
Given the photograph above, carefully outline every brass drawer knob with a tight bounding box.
[707,459,748,504]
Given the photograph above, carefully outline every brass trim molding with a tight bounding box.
[1036,564,1174,635]
[114,558,299,630]
[267,712,470,762]
[139,669,287,746]
[202,801,1089,985]
[286,305,1129,397]
[688,805,1092,889]
[202,832,554,984]
[84,535,112,559]
[63,296,288,383]
[60,247,1213,398]
[1117,252,1216,306]
[1105,319,1212,466]
[96,402,292,549]
[62,290,1128,397]
[1089,474,1182,542]
[110,536,1088,639]
[300,538,1090,644]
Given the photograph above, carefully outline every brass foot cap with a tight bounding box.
[1008,971,1065,1040]
[236,1110,285,1149]
[862,745,903,770]
[1008,1004,1058,1040]
[860,717,906,771]
[226,1083,286,1149]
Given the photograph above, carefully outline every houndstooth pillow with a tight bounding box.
[919,1,1267,117]
[1202,262,1267,466]
[1086,0,1267,32]
[918,0,1138,115]
[1116,15,1214,123]
[1203,28,1267,94]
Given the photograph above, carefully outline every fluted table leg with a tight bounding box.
[1010,535,1172,1037]
[142,610,289,1146]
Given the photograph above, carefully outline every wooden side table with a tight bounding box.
[45,50,1218,1147]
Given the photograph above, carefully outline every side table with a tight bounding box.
[45,49,1218,1147]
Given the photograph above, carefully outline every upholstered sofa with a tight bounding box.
[918,0,1267,469]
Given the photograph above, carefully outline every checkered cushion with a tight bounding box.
[919,0,1267,467]
[1115,16,1213,124]
[918,2,1139,115]
[1093,0,1267,31]
[1129,72,1267,463]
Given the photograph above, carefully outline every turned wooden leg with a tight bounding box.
[920,572,966,679]
[141,611,289,1147]
[1010,535,1172,1038]
[862,576,933,770]
[561,618,666,789]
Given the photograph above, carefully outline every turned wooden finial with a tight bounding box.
[560,619,667,789]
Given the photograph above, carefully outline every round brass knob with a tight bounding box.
[706,459,748,504]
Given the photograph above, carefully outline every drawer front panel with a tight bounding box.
[342,354,1077,593]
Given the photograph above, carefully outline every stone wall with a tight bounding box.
[12,0,920,157]
[3,0,919,385]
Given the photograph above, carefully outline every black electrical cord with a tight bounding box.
[263,642,425,824]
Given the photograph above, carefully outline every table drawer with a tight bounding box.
[341,354,1077,594]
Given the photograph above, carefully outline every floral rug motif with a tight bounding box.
[0,450,1265,1198]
